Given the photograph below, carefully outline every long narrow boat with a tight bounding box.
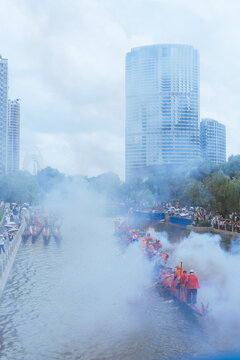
[114,220,209,318]
[22,226,31,241]
[155,266,209,318]
[51,227,62,244]
[31,225,43,243]
[133,210,165,221]
[42,226,51,244]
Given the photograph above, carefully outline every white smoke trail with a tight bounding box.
[163,231,240,351]
[19,182,154,358]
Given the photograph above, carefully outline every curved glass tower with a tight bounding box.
[125,44,200,181]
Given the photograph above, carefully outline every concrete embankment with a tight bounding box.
[0,221,25,296]
[187,225,240,238]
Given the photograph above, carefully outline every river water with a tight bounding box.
[0,220,239,360]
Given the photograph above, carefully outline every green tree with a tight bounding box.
[0,171,42,203]
[37,167,65,192]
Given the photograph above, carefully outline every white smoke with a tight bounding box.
[19,182,154,358]
[157,231,240,352]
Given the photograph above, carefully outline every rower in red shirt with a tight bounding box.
[180,270,188,301]
[145,233,154,244]
[162,253,169,264]
[186,270,200,305]
[153,239,162,250]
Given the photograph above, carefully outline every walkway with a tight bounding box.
[0,220,25,296]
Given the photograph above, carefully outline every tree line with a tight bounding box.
[2,155,240,215]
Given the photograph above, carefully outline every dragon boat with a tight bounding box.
[31,225,43,243]
[114,219,209,318]
[51,227,62,244]
[22,226,31,241]
[42,226,51,244]
[154,265,209,318]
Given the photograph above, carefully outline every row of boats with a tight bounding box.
[114,219,209,318]
[22,213,62,244]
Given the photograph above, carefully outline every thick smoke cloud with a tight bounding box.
[149,228,240,352]
[18,183,154,358]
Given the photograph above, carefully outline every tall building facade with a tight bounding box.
[125,44,200,180]
[200,118,226,164]
[7,99,20,174]
[0,55,8,175]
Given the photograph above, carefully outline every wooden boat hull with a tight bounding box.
[51,227,62,244]
[115,219,209,318]
[31,226,43,243]
[43,235,51,244]
[157,278,208,317]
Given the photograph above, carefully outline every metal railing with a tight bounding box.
[0,219,25,279]
[212,222,240,233]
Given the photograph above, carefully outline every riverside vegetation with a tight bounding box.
[2,155,240,215]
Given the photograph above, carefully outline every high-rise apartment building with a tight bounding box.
[125,44,200,180]
[200,118,226,164]
[7,99,20,174]
[0,55,8,175]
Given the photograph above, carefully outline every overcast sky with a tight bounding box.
[1,0,240,178]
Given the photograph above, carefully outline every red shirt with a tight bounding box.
[146,236,154,243]
[186,274,200,289]
[180,273,188,286]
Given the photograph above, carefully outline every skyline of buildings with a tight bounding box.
[200,118,226,165]
[125,44,226,180]
[0,55,20,175]
[0,47,228,179]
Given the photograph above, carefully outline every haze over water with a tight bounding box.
[0,213,239,360]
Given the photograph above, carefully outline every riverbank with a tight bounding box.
[0,220,25,296]
[130,215,240,239]
[187,225,240,238]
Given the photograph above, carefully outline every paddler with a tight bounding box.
[186,270,200,305]
[153,239,162,250]
[162,253,169,264]
[145,233,154,244]
[176,265,184,279]
[131,230,138,243]
[180,270,188,301]
[145,242,155,259]
[164,272,174,289]
[141,238,146,247]
[171,271,178,297]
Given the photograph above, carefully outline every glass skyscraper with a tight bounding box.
[7,99,20,174]
[125,44,200,180]
[200,118,226,164]
[0,55,8,175]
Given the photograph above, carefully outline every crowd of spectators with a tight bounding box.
[210,213,240,233]
[149,202,240,233]
[0,202,29,255]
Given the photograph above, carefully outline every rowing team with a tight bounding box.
[142,233,201,306]
[115,221,206,312]
[156,266,200,305]
[120,228,200,306]
[114,221,170,265]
